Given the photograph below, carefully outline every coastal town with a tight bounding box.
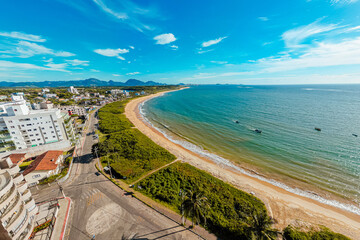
[0,85,156,240]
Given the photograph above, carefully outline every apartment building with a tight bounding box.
[59,105,86,116]
[68,86,79,95]
[0,95,76,153]
[0,156,38,240]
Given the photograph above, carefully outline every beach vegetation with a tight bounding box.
[282,225,351,240]
[135,162,269,239]
[181,190,210,228]
[97,100,176,183]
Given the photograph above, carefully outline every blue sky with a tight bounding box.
[1,0,360,84]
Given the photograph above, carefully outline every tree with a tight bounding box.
[244,208,278,240]
[181,190,210,228]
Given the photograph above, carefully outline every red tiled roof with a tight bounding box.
[7,153,26,165]
[23,150,63,175]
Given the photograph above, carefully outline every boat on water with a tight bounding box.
[315,127,321,132]
[254,129,262,134]
[352,134,358,137]
[235,120,239,124]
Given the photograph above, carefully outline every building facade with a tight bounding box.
[0,157,38,240]
[0,95,76,153]
[59,105,86,116]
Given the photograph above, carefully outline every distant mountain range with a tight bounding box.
[0,78,168,87]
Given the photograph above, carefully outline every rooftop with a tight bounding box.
[23,150,63,175]
[7,153,26,165]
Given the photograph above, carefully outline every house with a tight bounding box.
[23,150,64,186]
[6,153,26,165]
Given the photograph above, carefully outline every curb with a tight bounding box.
[59,197,72,240]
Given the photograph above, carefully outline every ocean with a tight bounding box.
[140,85,360,214]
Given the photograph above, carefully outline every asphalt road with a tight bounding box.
[33,111,203,240]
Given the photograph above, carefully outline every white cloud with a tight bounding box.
[126,72,140,75]
[93,0,128,19]
[201,36,227,48]
[170,45,178,50]
[129,46,135,49]
[282,20,339,48]
[65,59,90,66]
[154,33,176,45]
[330,0,358,4]
[90,69,100,72]
[0,41,75,58]
[0,31,46,42]
[45,63,68,71]
[0,60,67,72]
[258,17,269,21]
[112,74,120,76]
[255,37,360,72]
[197,48,215,54]
[94,48,129,60]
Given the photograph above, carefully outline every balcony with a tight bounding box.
[15,220,33,240]
[20,189,31,202]
[13,173,24,185]
[7,203,25,231]
[1,193,20,222]
[0,171,12,194]
[10,209,29,238]
[0,184,16,211]
[16,180,27,194]
[7,164,20,176]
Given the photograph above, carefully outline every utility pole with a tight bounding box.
[56,179,66,198]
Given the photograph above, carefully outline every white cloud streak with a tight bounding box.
[94,48,129,60]
[256,37,360,72]
[65,59,90,66]
[282,20,339,48]
[126,72,140,75]
[154,33,176,45]
[201,36,227,48]
[0,31,46,42]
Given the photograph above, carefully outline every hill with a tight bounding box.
[0,78,167,87]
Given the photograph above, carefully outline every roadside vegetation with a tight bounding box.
[135,162,274,239]
[96,92,177,183]
[283,226,351,240]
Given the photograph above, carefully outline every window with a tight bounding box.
[51,131,54,133]
[52,136,56,138]
[33,118,37,120]
[11,132,15,134]
[10,126,15,129]
[33,129,36,131]
[8,121,12,123]
[45,137,48,139]
[36,134,39,136]
[37,138,40,141]
[30,134,33,137]
[32,174,41,179]
[28,129,31,132]
[49,126,53,128]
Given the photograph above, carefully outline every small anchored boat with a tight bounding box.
[254,129,262,134]
[315,127,321,132]
[235,120,239,124]
[352,134,358,137]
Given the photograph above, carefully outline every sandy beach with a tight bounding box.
[125,89,360,239]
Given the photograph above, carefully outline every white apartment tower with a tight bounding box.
[0,156,38,240]
[0,94,76,153]
[68,86,79,95]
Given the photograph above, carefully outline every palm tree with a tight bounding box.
[243,209,278,240]
[181,190,210,228]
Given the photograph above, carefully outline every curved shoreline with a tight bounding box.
[125,89,360,239]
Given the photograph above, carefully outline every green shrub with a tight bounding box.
[99,129,175,182]
[283,226,351,240]
[136,162,267,239]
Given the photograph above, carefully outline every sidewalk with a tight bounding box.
[51,197,72,240]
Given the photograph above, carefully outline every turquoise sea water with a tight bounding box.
[141,85,360,214]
